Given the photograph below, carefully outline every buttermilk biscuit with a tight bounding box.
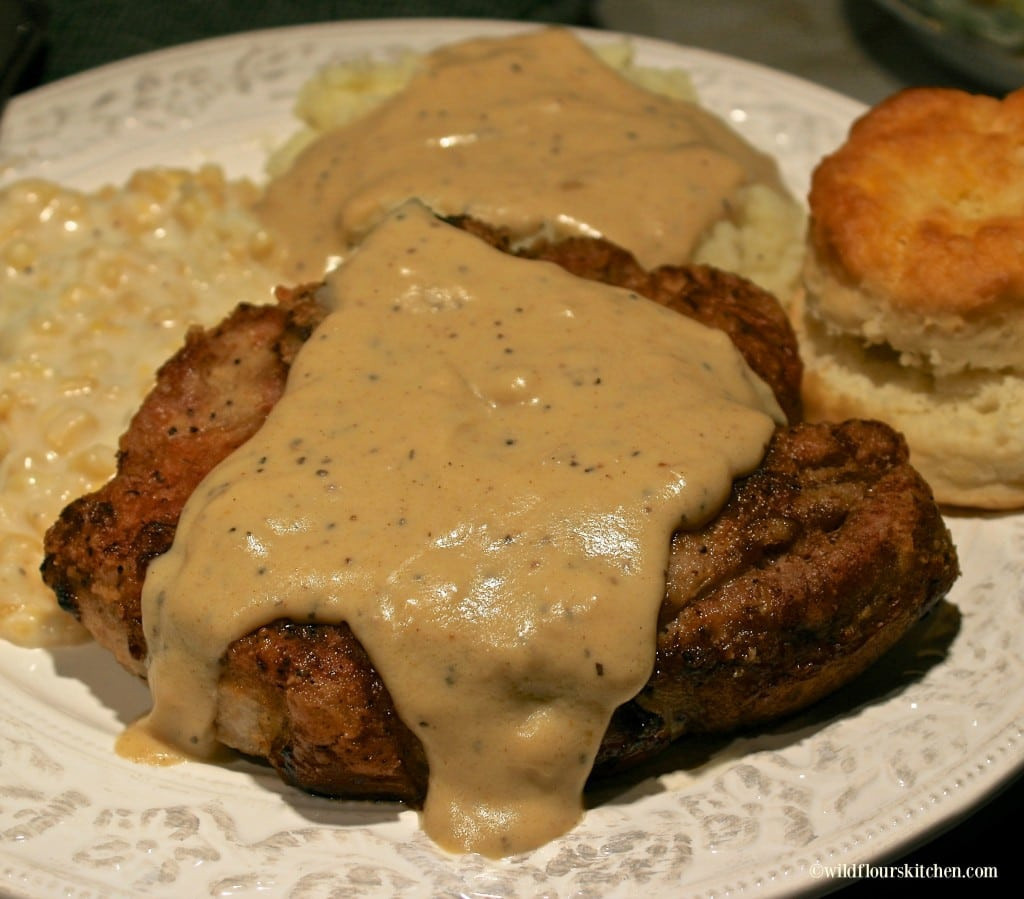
[800,87,1024,510]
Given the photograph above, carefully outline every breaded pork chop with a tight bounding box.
[41,231,958,804]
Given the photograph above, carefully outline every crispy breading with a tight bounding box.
[209,421,959,801]
[596,418,958,774]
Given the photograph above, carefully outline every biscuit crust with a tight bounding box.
[807,87,1024,373]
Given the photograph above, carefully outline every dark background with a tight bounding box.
[10,0,593,91]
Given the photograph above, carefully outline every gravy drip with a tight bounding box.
[140,203,782,857]
[258,28,782,279]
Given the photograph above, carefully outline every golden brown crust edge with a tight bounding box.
[806,86,1024,375]
[40,287,329,674]
[212,420,959,795]
[809,86,1024,316]
[800,87,1024,507]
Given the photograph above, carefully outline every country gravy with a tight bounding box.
[258,28,783,279]
[139,203,783,857]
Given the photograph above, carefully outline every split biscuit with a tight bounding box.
[800,86,1024,509]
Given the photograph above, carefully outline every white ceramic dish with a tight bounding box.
[1,19,1021,899]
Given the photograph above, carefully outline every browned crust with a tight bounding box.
[808,86,1024,316]
[219,621,429,803]
[41,226,802,676]
[596,419,958,773]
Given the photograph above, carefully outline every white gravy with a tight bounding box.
[258,28,782,279]
[139,202,782,857]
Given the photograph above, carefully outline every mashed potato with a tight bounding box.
[264,42,699,177]
[0,35,805,648]
[267,41,805,303]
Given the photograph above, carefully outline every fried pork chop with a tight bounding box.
[40,229,958,804]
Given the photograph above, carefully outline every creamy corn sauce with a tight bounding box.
[140,203,782,857]
[0,169,286,647]
[259,28,783,279]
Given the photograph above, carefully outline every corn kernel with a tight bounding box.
[70,444,117,483]
[0,161,289,648]
[4,239,36,271]
[44,405,98,454]
[97,258,126,290]
[0,532,35,566]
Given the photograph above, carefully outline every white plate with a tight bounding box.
[1,19,1021,899]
